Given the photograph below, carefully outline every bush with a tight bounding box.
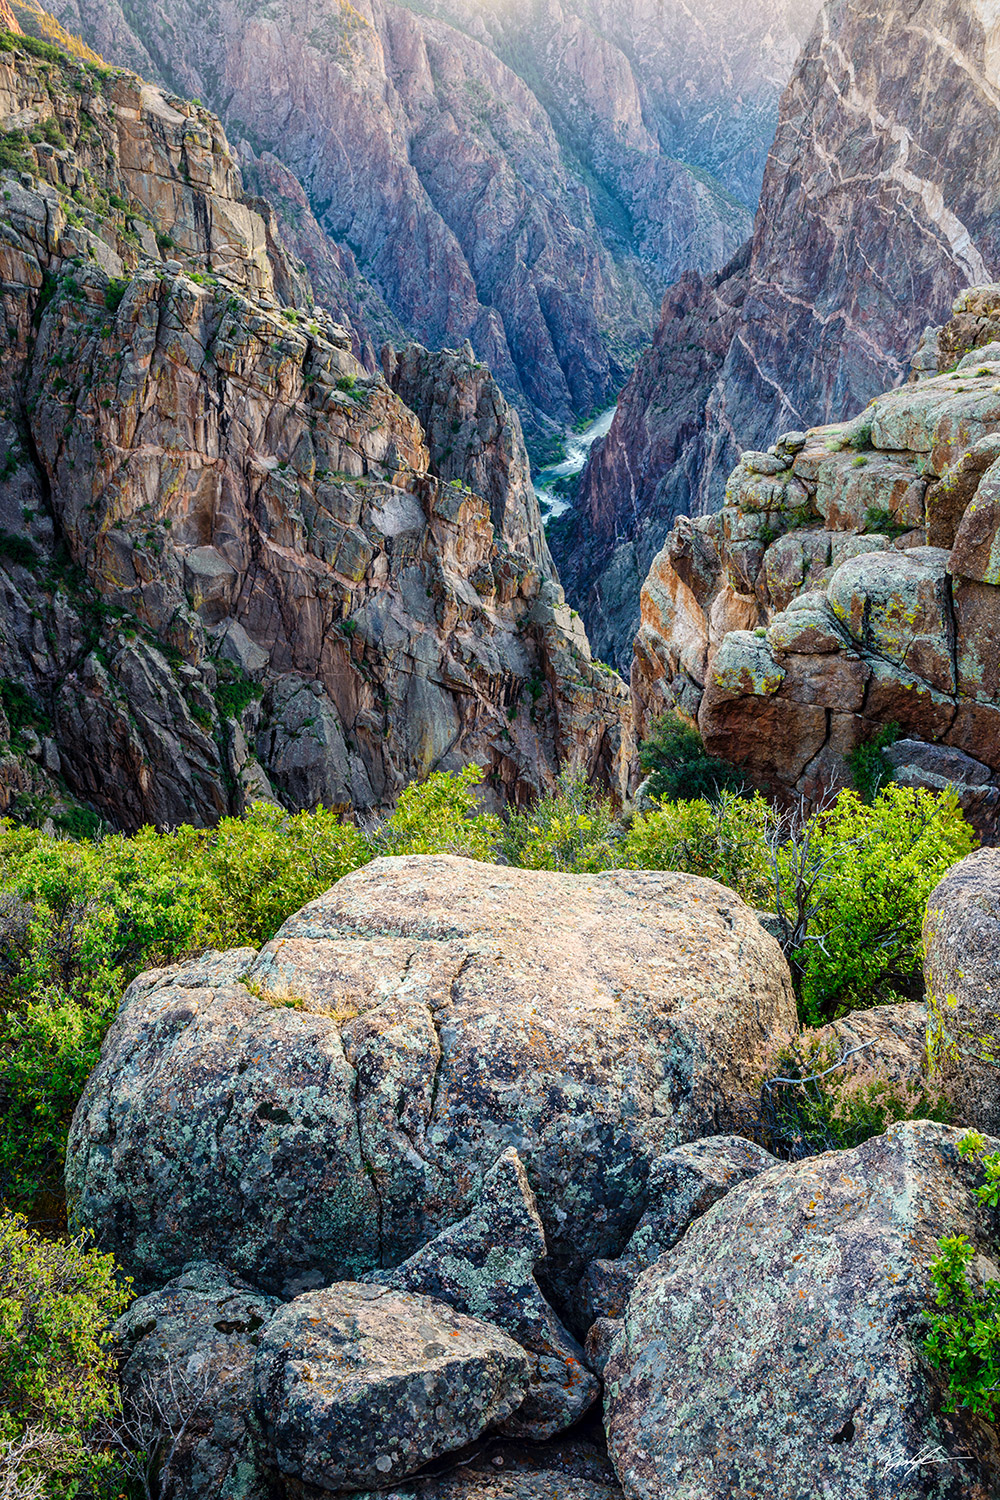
[621,790,773,906]
[370,765,501,862]
[0,1210,131,1495]
[638,712,742,803]
[846,721,900,801]
[922,1133,1000,1420]
[757,1034,950,1158]
[785,786,975,1024]
[500,771,620,872]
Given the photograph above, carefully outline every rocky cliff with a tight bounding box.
[569,0,1000,664]
[50,0,816,451]
[0,32,632,831]
[631,287,1000,826]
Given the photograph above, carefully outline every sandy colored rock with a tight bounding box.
[924,848,1000,1133]
[254,1283,530,1492]
[67,856,796,1300]
[605,1121,1000,1500]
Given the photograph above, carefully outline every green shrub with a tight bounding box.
[758,1034,950,1158]
[370,765,501,862]
[103,277,129,314]
[500,771,620,872]
[922,1133,1000,1420]
[0,1210,131,1494]
[621,790,773,907]
[846,721,900,801]
[638,711,742,803]
[787,785,975,1025]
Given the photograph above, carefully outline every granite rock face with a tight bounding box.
[66,854,796,1302]
[114,1262,280,1500]
[924,847,1000,1133]
[568,0,1000,662]
[630,296,1000,820]
[605,1120,1000,1500]
[254,1283,530,1492]
[581,1135,778,1322]
[369,1147,598,1439]
[0,38,632,829]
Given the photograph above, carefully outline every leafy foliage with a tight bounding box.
[621,790,773,906]
[500,771,619,872]
[922,1134,1000,1421]
[846,721,900,802]
[638,712,743,803]
[0,1211,131,1495]
[757,1034,950,1159]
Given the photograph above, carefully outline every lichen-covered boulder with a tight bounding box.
[253,1283,530,1492]
[924,848,1000,1132]
[605,1121,1000,1500]
[369,1148,597,1439]
[581,1135,777,1321]
[67,856,796,1299]
[113,1262,280,1500]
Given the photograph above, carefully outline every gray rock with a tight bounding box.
[365,1438,623,1499]
[369,1147,598,1439]
[605,1121,1000,1500]
[253,1283,531,1491]
[114,1261,280,1500]
[924,848,1000,1132]
[581,1135,777,1321]
[67,857,796,1301]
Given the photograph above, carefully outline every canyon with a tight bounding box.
[48,0,818,452]
[568,0,1000,667]
[0,31,631,831]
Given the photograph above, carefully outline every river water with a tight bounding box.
[532,406,616,520]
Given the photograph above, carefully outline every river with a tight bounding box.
[532,405,616,521]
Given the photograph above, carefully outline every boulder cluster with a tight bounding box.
[67,849,1000,1498]
[632,287,1000,831]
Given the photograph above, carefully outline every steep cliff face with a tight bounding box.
[0,36,632,831]
[49,0,816,452]
[570,0,1000,662]
[630,288,1000,828]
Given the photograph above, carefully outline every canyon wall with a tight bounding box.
[631,287,1000,829]
[569,0,1000,665]
[0,35,631,831]
[50,0,817,451]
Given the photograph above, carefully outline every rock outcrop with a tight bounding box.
[605,1120,1000,1499]
[925,847,1000,1133]
[0,34,632,830]
[66,854,797,1302]
[630,293,1000,816]
[567,0,1000,662]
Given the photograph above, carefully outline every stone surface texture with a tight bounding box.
[0,39,633,830]
[924,847,1000,1133]
[66,854,796,1303]
[630,295,1000,818]
[254,1282,530,1492]
[581,1135,777,1321]
[368,1147,598,1439]
[114,1261,279,1500]
[605,1120,1000,1500]
[565,0,1000,665]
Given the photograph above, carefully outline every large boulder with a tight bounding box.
[253,1283,530,1492]
[368,1148,598,1438]
[604,1121,1000,1500]
[924,848,1000,1132]
[66,856,796,1300]
[114,1261,280,1500]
